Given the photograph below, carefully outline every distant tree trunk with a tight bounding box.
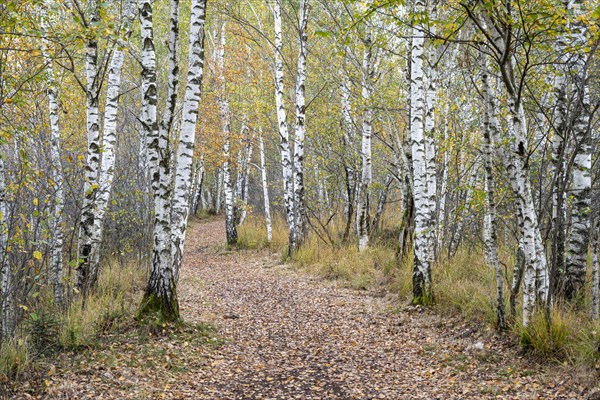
[481,61,505,330]
[340,66,356,244]
[591,219,599,319]
[409,1,433,303]
[192,155,205,215]
[239,138,253,225]
[217,22,237,245]
[292,0,309,249]
[170,0,207,281]
[273,0,295,256]
[259,131,272,242]
[372,174,393,233]
[215,168,223,213]
[437,107,449,255]
[42,0,65,306]
[0,151,12,338]
[356,33,373,252]
[448,162,477,258]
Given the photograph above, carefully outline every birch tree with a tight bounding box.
[170,0,208,279]
[292,0,309,250]
[356,33,373,252]
[272,0,295,256]
[409,0,433,303]
[217,22,237,245]
[259,131,272,242]
[564,0,592,300]
[0,150,11,338]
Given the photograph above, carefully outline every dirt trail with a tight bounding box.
[9,219,593,399]
[179,220,589,399]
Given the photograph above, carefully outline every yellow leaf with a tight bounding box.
[33,251,42,260]
[33,198,38,206]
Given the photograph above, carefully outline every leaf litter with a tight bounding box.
[4,219,597,399]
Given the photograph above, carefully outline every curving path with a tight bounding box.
[8,219,591,399]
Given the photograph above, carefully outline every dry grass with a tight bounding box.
[0,261,145,379]
[237,214,600,369]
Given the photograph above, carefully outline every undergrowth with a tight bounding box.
[0,262,145,379]
[237,213,600,370]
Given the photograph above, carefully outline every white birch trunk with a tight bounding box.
[481,63,506,329]
[409,1,433,302]
[424,18,438,261]
[356,33,373,252]
[171,0,207,280]
[239,139,253,225]
[259,131,272,242]
[273,0,295,256]
[42,0,65,306]
[292,0,309,250]
[76,0,100,293]
[138,0,181,322]
[192,155,205,215]
[217,22,237,245]
[565,1,592,299]
[341,65,356,243]
[88,0,135,285]
[0,151,12,338]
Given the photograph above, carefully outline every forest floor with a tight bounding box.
[5,219,599,399]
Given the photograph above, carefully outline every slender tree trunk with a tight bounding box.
[592,221,599,319]
[437,107,449,255]
[42,0,65,306]
[565,3,592,299]
[340,66,356,244]
[87,1,135,286]
[0,151,12,338]
[372,174,392,233]
[168,0,207,304]
[292,0,309,249]
[273,0,295,256]
[239,138,253,225]
[215,168,223,213]
[356,33,373,252]
[259,131,272,242]
[481,62,506,329]
[409,2,433,303]
[424,32,438,261]
[76,0,100,296]
[192,155,204,215]
[217,22,237,245]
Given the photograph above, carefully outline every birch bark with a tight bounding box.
[259,131,272,242]
[481,61,506,329]
[42,0,65,306]
[356,33,373,252]
[409,1,433,302]
[88,0,136,286]
[170,0,207,282]
[217,22,237,245]
[76,0,101,293]
[0,150,11,337]
[273,0,295,256]
[565,0,592,299]
[292,0,309,249]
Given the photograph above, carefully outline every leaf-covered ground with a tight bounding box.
[4,219,597,399]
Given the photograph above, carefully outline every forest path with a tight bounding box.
[28,219,589,399]
[176,219,586,399]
